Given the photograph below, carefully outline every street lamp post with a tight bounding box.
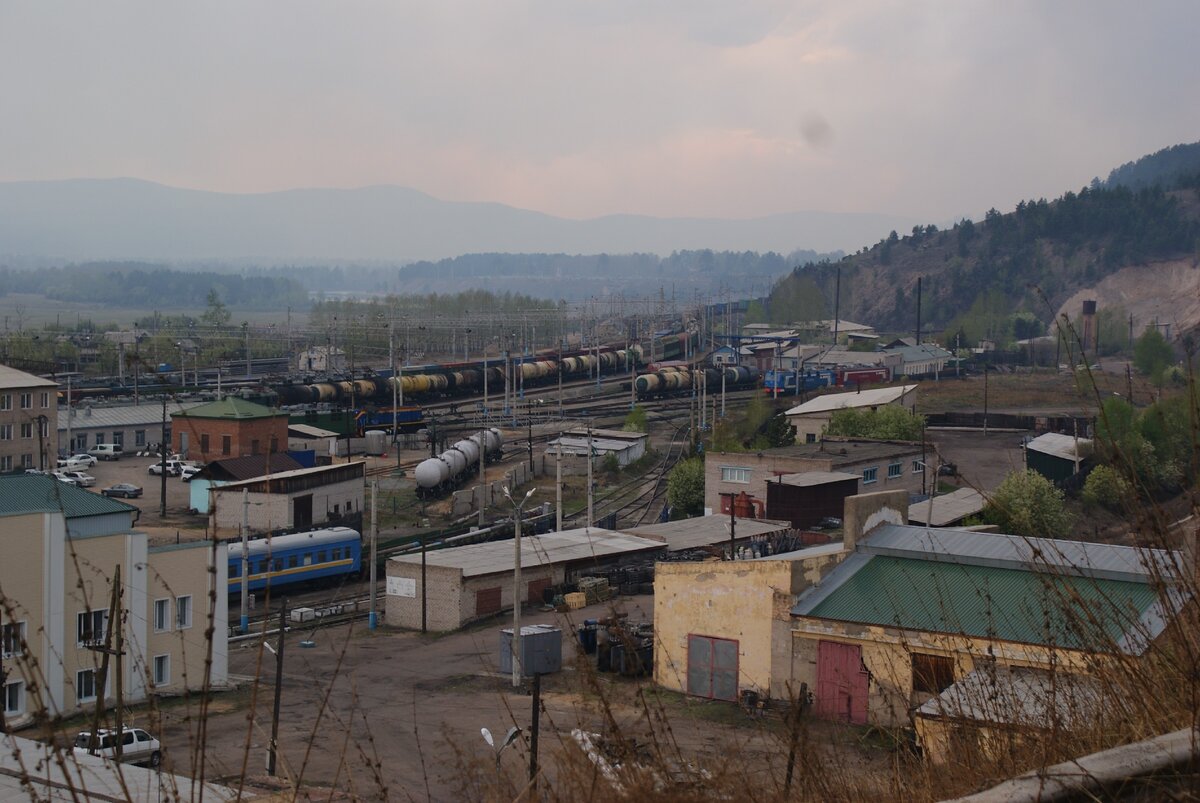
[503,486,537,688]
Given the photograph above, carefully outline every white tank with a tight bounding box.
[453,438,480,465]
[486,428,504,453]
[442,448,467,478]
[364,430,387,456]
[415,457,451,489]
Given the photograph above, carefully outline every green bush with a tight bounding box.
[983,469,1074,538]
[1081,465,1130,510]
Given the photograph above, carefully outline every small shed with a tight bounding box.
[765,471,860,529]
[385,528,665,631]
[1025,433,1093,485]
[545,429,647,469]
[908,488,986,527]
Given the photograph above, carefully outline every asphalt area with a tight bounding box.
[927,427,1031,494]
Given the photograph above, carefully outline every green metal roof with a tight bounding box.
[0,475,137,519]
[802,555,1160,649]
[170,397,282,420]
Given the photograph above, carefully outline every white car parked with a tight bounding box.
[73,728,162,767]
[57,453,98,469]
[60,471,97,488]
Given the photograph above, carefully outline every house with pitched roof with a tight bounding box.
[170,397,289,463]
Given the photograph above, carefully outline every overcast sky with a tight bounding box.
[2,1,1197,225]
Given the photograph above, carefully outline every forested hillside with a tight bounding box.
[766,162,1200,344]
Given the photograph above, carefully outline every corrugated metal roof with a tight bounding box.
[213,460,362,489]
[775,471,860,488]
[172,397,282,419]
[860,523,1176,583]
[619,515,791,552]
[1027,432,1093,461]
[0,475,137,519]
[795,553,1160,650]
[916,666,1101,729]
[784,384,916,416]
[288,423,339,438]
[389,527,664,577]
[59,400,204,431]
[201,454,306,481]
[907,488,987,526]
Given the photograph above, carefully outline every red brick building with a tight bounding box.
[171,397,289,464]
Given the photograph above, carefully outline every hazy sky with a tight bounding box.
[2,1,1197,224]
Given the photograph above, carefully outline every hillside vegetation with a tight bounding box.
[767,143,1200,344]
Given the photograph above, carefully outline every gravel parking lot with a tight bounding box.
[927,427,1030,492]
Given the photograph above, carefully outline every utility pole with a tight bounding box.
[369,480,378,630]
[390,324,398,445]
[555,435,563,532]
[86,566,123,757]
[240,489,249,633]
[421,531,427,633]
[267,600,287,776]
[530,672,542,787]
[478,428,487,530]
[586,426,594,529]
[159,398,168,517]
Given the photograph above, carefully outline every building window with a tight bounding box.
[77,609,109,646]
[19,393,31,410]
[20,423,32,439]
[0,394,10,411]
[39,418,48,437]
[40,391,49,409]
[887,462,902,479]
[250,439,260,455]
[76,668,98,702]
[862,467,878,484]
[0,456,10,472]
[269,436,278,453]
[912,460,923,474]
[135,430,146,447]
[153,599,170,632]
[200,433,210,453]
[912,653,956,695]
[153,655,170,687]
[2,621,26,658]
[4,679,22,716]
[0,425,11,440]
[221,435,231,456]
[805,433,817,443]
[720,467,751,484]
[20,453,32,469]
[175,596,192,630]
[112,432,124,448]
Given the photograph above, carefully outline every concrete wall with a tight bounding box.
[450,460,535,517]
[384,557,558,632]
[654,550,845,701]
[789,620,1101,730]
[210,476,364,537]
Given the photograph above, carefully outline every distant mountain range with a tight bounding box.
[0,178,917,264]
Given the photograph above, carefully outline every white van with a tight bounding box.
[88,444,124,461]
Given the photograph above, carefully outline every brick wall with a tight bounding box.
[174,414,288,463]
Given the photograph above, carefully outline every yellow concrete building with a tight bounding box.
[0,476,228,727]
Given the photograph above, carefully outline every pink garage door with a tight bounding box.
[687,635,739,701]
[816,641,869,724]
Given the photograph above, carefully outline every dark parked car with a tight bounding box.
[101,483,143,499]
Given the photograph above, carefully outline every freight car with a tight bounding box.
[634,366,760,400]
[414,427,504,498]
[273,345,643,406]
[227,526,362,595]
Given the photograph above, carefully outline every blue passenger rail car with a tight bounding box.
[227,527,362,595]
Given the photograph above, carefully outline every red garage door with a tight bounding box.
[687,635,739,701]
[475,587,502,616]
[527,578,551,604]
[816,641,869,724]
